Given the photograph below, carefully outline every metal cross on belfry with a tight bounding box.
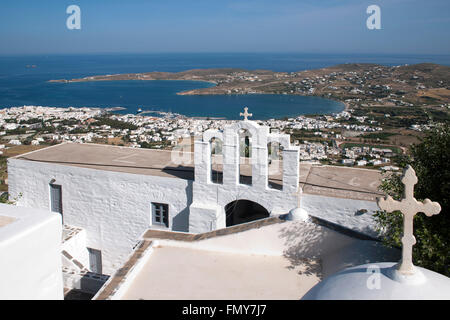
[240,107,252,121]
[377,165,441,275]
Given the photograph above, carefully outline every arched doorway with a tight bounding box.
[225,200,269,227]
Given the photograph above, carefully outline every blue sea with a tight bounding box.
[1,53,449,119]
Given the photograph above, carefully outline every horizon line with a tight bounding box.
[1,51,450,57]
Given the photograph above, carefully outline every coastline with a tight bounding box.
[46,62,450,118]
[342,101,351,111]
[44,64,388,117]
[0,98,345,121]
[19,62,450,120]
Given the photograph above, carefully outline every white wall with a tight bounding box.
[302,194,380,237]
[0,204,63,300]
[8,159,192,275]
[62,228,90,270]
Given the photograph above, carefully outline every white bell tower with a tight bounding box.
[189,108,300,233]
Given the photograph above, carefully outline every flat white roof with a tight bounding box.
[14,143,384,201]
[121,246,321,300]
[0,204,60,242]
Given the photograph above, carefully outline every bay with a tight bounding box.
[1,53,449,119]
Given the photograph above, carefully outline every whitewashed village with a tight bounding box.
[0,106,449,300]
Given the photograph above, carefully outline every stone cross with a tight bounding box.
[240,107,253,121]
[377,165,441,275]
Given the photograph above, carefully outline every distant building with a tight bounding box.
[342,159,355,166]
[9,140,21,145]
[356,160,367,166]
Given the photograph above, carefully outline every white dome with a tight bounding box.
[287,208,308,222]
[302,262,450,300]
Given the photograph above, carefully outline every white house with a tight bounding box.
[9,139,22,145]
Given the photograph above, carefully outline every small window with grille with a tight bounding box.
[151,202,169,228]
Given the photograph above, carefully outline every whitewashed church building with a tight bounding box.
[7,109,378,276]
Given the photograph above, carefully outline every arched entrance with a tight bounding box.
[225,200,270,227]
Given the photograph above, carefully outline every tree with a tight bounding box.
[0,192,22,204]
[373,124,450,276]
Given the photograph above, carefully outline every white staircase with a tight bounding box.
[61,225,109,296]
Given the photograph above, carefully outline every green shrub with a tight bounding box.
[374,124,450,276]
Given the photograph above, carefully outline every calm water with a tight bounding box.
[1,53,449,119]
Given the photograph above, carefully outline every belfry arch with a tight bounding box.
[189,108,300,233]
[267,141,283,190]
[238,129,252,185]
[210,137,223,184]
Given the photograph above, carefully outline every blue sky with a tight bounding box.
[0,0,449,55]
